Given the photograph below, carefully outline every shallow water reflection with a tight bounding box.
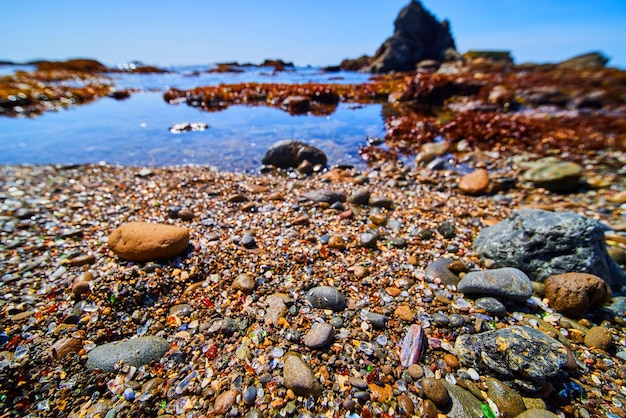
[0,92,385,171]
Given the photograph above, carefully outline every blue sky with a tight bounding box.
[2,0,625,68]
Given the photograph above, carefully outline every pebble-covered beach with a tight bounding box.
[1,151,626,417]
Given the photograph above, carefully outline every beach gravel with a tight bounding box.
[1,162,625,417]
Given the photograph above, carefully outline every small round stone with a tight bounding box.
[303,322,335,349]
[444,354,460,369]
[475,297,507,317]
[241,233,257,249]
[232,273,256,294]
[359,231,379,248]
[422,399,440,417]
[421,378,450,407]
[177,209,194,221]
[327,235,346,250]
[394,305,414,321]
[408,364,424,380]
[584,326,613,351]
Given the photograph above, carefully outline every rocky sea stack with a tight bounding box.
[342,0,456,73]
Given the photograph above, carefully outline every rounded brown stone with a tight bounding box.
[408,364,424,380]
[584,326,612,351]
[422,399,439,418]
[397,394,414,416]
[232,273,256,294]
[50,337,83,360]
[421,377,450,407]
[72,280,91,297]
[485,377,526,418]
[394,305,414,321]
[328,235,346,250]
[177,209,194,221]
[544,273,610,318]
[458,168,489,195]
[444,353,460,369]
[107,222,189,262]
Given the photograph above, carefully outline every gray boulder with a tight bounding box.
[86,336,168,372]
[366,1,456,73]
[474,209,626,289]
[262,140,327,169]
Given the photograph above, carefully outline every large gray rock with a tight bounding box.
[365,1,456,73]
[474,209,626,289]
[455,326,568,392]
[86,336,169,372]
[457,267,533,302]
[261,140,327,168]
[306,286,347,311]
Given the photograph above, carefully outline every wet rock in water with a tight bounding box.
[458,168,489,195]
[281,95,311,114]
[474,209,626,288]
[544,272,611,317]
[107,222,189,262]
[455,326,568,391]
[306,286,346,311]
[86,336,169,372]
[484,378,526,418]
[441,380,484,418]
[262,139,327,168]
[425,258,461,285]
[584,326,613,351]
[303,322,335,349]
[522,158,583,192]
[421,378,450,407]
[282,352,320,397]
[457,267,533,302]
[303,190,346,204]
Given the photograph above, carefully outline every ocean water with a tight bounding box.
[0,65,385,171]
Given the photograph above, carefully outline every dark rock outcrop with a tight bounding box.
[557,52,609,70]
[364,1,456,73]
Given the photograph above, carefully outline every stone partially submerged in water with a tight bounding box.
[262,139,327,168]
